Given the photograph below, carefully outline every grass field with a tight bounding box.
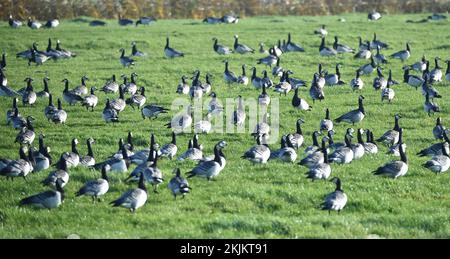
[0,13,449,239]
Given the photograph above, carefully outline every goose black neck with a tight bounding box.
[72,140,79,155]
[312,132,319,147]
[325,109,330,120]
[101,166,108,181]
[320,38,325,49]
[323,146,328,164]
[296,121,302,135]
[165,38,170,48]
[399,143,407,163]
[394,116,400,131]
[39,135,45,152]
[43,78,49,92]
[87,140,94,157]
[57,99,62,110]
[171,132,176,145]
[335,179,342,192]
[344,134,352,147]
[446,61,450,74]
[213,145,222,166]
[138,173,147,192]
[357,130,364,144]
[358,97,365,114]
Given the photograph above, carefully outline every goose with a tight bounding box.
[388,128,407,157]
[129,134,158,165]
[89,20,106,26]
[222,14,239,24]
[141,104,169,120]
[8,15,22,28]
[373,67,388,90]
[194,113,212,134]
[387,70,399,87]
[325,64,345,86]
[274,71,292,96]
[418,131,450,157]
[168,168,191,199]
[272,58,284,78]
[160,132,178,160]
[429,57,443,83]
[81,87,98,112]
[270,136,297,163]
[424,93,440,116]
[403,66,424,89]
[390,43,411,62]
[314,25,328,38]
[44,19,59,28]
[306,144,331,181]
[381,84,395,103]
[76,164,109,202]
[111,172,147,213]
[177,139,203,161]
[62,79,84,105]
[165,105,192,133]
[242,134,271,164]
[320,108,334,132]
[364,130,379,154]
[22,78,37,106]
[350,70,364,91]
[27,17,42,29]
[15,117,35,146]
[287,71,307,89]
[302,130,321,156]
[176,75,190,95]
[289,119,305,149]
[51,99,68,125]
[61,138,80,168]
[126,139,156,182]
[188,145,224,180]
[95,145,130,173]
[118,14,133,26]
[207,92,223,115]
[131,42,147,57]
[223,60,238,85]
[101,75,119,94]
[261,70,273,89]
[354,41,371,59]
[6,98,20,125]
[374,45,388,64]
[102,99,119,123]
[124,73,138,95]
[259,43,269,54]
[333,36,354,53]
[110,86,126,113]
[433,117,447,140]
[359,57,377,75]
[135,16,156,26]
[423,142,450,174]
[286,33,305,52]
[110,137,134,160]
[292,88,311,111]
[201,73,212,94]
[319,37,337,56]
[233,35,254,54]
[410,55,428,72]
[36,77,50,98]
[1,68,9,87]
[139,153,164,193]
[368,11,382,21]
[329,129,354,164]
[190,71,204,99]
[321,177,347,214]
[237,65,249,85]
[251,67,263,89]
[1,52,6,70]
[126,87,146,110]
[0,81,18,98]
[309,74,325,103]
[213,38,233,55]
[80,138,96,167]
[72,75,89,96]
[428,13,447,21]
[258,85,271,106]
[165,37,184,58]
[44,94,57,121]
[16,44,36,60]
[352,128,366,160]
[257,48,278,67]
[44,38,61,59]
[444,60,450,82]
[0,147,32,181]
[42,155,69,188]
[28,48,50,66]
[203,17,222,24]
[273,40,284,57]
[421,74,441,99]
[377,114,401,146]
[55,40,76,58]
[371,33,389,50]
[252,113,270,138]
[300,136,327,168]
[119,48,135,67]
[200,141,227,169]
[233,95,246,127]
[21,178,65,209]
[373,140,408,179]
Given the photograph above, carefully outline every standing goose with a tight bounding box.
[433,117,447,140]
[258,84,271,106]
[321,177,348,214]
[76,164,109,202]
[329,129,354,164]
[304,131,322,156]
[176,75,189,95]
[252,113,270,138]
[62,79,84,105]
[80,138,96,167]
[371,33,389,50]
[165,105,192,133]
[286,33,305,52]
[212,38,233,55]
[352,128,366,160]
[22,78,37,106]
[63,138,80,168]
[373,138,408,179]
[388,128,407,157]
[233,35,254,54]
[124,72,138,95]
[126,87,146,110]
[27,17,42,29]
[160,132,178,160]
[333,36,354,53]
[8,15,22,28]
[101,75,119,94]
[373,67,388,90]
[223,60,238,85]
[309,74,325,103]
[445,60,450,82]
[336,95,365,125]
[381,84,395,103]
[272,58,284,78]
[168,168,191,199]
[233,95,246,127]
[320,108,334,132]
[359,57,377,75]
[131,42,147,57]
[44,94,58,121]
[177,139,203,161]
[274,71,292,96]
[374,45,388,64]
[82,87,98,111]
[306,143,331,181]
[242,134,271,164]
[273,40,284,57]
[429,57,443,83]
[354,41,372,59]
[95,145,130,173]
[202,73,212,94]
[271,136,297,163]
[119,48,135,67]
[423,142,450,174]
[21,178,65,209]
[350,70,364,91]
[237,65,249,85]
[292,88,311,111]
[141,104,169,120]
[363,130,379,154]
[377,114,401,146]
[319,38,337,56]
[390,43,411,62]
[42,155,69,188]
[15,117,36,146]
[418,131,450,157]
[403,66,424,89]
[314,25,328,38]
[164,37,184,58]
[251,67,263,89]
[73,75,89,96]
[325,64,345,86]
[32,135,52,172]
[103,99,119,123]
[424,92,440,116]
[289,119,305,149]
[111,172,147,213]
[36,77,50,98]
[189,71,204,99]
[188,144,224,180]
[300,136,327,168]
[110,86,126,113]
[257,48,278,67]
[126,138,156,181]
[51,99,68,125]
[207,92,223,115]
[141,153,164,193]
[0,147,33,181]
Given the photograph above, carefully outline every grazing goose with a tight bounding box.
[160,132,178,160]
[364,130,379,154]
[27,17,42,29]
[319,38,337,56]
[110,86,126,113]
[165,37,184,58]
[321,177,347,214]
[44,19,59,28]
[309,74,325,103]
[410,55,428,72]
[131,42,147,57]
[238,65,249,85]
[168,168,191,199]
[42,155,69,188]
[300,136,327,168]
[314,25,328,38]
[350,70,364,91]
[423,142,450,174]
[119,48,135,67]
[8,15,22,28]
[223,60,238,85]
[381,84,395,103]
[136,16,156,26]
[36,77,50,98]
[306,144,331,181]
[72,75,89,96]
[177,139,203,161]
[271,136,297,163]
[76,164,109,202]
[377,114,401,146]
[82,87,98,111]
[257,48,278,67]
[62,79,84,105]
[421,74,441,99]
[176,75,190,95]
[141,104,169,120]
[354,41,372,59]
[371,33,389,50]
[15,117,35,146]
[373,67,388,90]
[292,88,311,111]
[55,40,76,58]
[111,172,147,213]
[329,129,354,164]
[44,94,57,121]
[373,140,408,179]
[80,138,96,167]
[258,85,271,106]
[288,119,305,149]
[286,33,305,52]
[374,45,388,64]
[320,108,334,132]
[124,73,138,95]
[22,78,37,106]
[165,105,192,133]
[304,131,322,156]
[126,87,146,110]
[433,117,447,140]
[359,57,377,75]
[188,145,224,180]
[0,147,32,180]
[242,135,271,164]
[233,95,246,127]
[388,128,407,157]
[325,64,345,86]
[274,71,292,96]
[233,35,254,54]
[333,36,354,53]
[212,38,233,55]
[368,11,382,21]
[352,129,365,160]
[429,57,443,83]
[418,131,450,157]
[390,43,411,61]
[403,66,424,89]
[424,93,440,116]
[446,60,450,82]
[101,75,119,94]
[21,178,65,209]
[51,99,68,125]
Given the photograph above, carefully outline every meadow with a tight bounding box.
[0,13,449,238]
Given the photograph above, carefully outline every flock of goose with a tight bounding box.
[1,12,449,215]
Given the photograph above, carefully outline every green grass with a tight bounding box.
[0,13,449,239]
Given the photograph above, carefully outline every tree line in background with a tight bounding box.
[0,0,448,20]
